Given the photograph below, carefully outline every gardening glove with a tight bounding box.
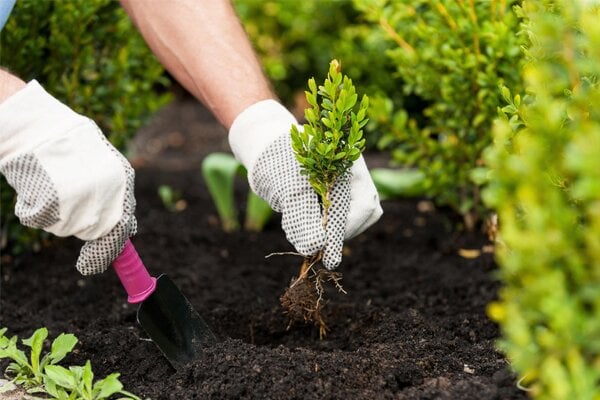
[0,80,137,275]
[229,99,382,270]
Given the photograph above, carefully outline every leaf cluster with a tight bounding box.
[0,327,76,390]
[291,60,369,208]
[0,327,139,399]
[43,360,139,400]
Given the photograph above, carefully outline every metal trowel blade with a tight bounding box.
[136,274,217,369]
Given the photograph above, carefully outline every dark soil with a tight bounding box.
[0,94,527,399]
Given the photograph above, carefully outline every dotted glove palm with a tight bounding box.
[229,100,382,270]
[0,80,136,275]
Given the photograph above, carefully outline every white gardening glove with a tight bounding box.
[0,80,136,275]
[229,100,382,270]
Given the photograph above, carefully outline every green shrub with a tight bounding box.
[355,0,525,229]
[484,1,600,398]
[0,0,171,255]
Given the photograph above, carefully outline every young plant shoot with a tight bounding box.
[0,327,140,399]
[282,59,368,338]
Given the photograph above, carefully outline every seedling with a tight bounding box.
[0,327,77,390]
[157,185,186,212]
[0,327,139,399]
[282,59,369,338]
[202,152,273,232]
[43,360,140,400]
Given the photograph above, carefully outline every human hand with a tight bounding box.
[228,100,382,270]
[0,80,136,275]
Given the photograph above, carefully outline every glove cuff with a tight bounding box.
[0,80,89,161]
[228,99,298,170]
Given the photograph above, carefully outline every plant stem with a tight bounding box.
[321,188,332,229]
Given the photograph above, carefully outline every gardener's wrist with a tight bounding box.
[0,70,26,104]
[228,99,298,169]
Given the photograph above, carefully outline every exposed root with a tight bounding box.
[280,253,346,339]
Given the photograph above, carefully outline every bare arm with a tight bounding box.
[0,69,26,103]
[119,0,275,129]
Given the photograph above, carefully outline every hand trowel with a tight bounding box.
[112,239,216,369]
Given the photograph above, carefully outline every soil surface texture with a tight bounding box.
[0,94,526,400]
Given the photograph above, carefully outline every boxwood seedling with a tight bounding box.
[282,60,369,338]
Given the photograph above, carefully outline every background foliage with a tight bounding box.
[234,0,395,105]
[355,0,526,228]
[484,1,600,398]
[0,0,170,254]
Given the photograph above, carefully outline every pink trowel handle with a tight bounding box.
[112,239,157,304]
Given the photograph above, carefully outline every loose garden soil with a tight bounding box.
[0,93,527,399]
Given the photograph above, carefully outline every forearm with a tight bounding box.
[119,0,274,129]
[0,69,26,104]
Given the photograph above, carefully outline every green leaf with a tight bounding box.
[308,78,317,94]
[305,107,317,123]
[45,365,76,389]
[201,153,244,232]
[469,167,490,185]
[82,360,94,396]
[370,168,425,200]
[49,333,78,365]
[321,117,333,129]
[356,107,366,122]
[22,328,47,376]
[44,379,66,398]
[501,85,511,102]
[95,373,124,399]
[345,93,358,112]
[360,95,369,110]
[244,191,273,232]
[501,104,517,114]
[0,335,29,369]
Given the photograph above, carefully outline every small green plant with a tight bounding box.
[282,60,368,338]
[291,59,369,219]
[202,152,273,233]
[0,327,139,399]
[44,360,139,400]
[157,185,186,213]
[0,327,77,390]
